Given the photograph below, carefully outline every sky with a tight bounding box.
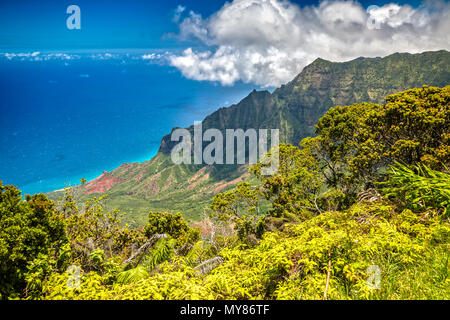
[0,0,223,49]
[0,0,449,87]
[0,0,430,49]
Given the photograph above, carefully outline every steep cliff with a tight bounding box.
[52,50,450,226]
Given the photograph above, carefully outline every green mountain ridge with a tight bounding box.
[49,50,450,226]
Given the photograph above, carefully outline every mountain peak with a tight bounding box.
[65,50,450,224]
[311,57,331,65]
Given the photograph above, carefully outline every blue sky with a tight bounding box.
[1,0,447,87]
[0,0,426,50]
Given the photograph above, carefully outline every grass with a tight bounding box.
[372,245,449,299]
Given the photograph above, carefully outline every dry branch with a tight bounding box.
[124,234,167,267]
[194,256,224,275]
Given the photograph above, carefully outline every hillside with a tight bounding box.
[49,50,450,226]
[8,85,448,301]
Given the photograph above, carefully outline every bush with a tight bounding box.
[0,183,67,299]
[145,211,200,247]
[382,162,450,217]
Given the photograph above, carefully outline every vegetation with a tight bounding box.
[0,185,67,299]
[48,50,450,224]
[381,162,450,218]
[1,85,449,300]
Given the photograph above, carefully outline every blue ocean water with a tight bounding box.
[0,51,258,195]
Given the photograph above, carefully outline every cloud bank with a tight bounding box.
[169,0,450,87]
[0,51,168,64]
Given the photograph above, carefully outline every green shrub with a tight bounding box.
[382,162,450,217]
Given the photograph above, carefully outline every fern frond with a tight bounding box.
[143,238,176,270]
[185,241,205,266]
[116,266,149,285]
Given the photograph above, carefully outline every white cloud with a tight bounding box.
[169,0,450,87]
[142,53,165,60]
[173,5,187,23]
[1,52,82,61]
[4,52,42,60]
[0,51,170,63]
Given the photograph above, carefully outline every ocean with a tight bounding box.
[0,50,258,195]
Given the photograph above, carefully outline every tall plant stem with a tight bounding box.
[323,248,332,300]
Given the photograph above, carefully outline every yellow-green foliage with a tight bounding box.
[0,184,67,299]
[42,201,449,300]
[145,211,200,248]
[310,85,450,193]
[5,86,450,300]
[116,266,149,285]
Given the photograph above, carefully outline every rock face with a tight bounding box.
[160,50,450,153]
[62,50,450,226]
[84,171,121,194]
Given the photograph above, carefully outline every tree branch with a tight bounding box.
[194,256,224,275]
[124,234,167,267]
